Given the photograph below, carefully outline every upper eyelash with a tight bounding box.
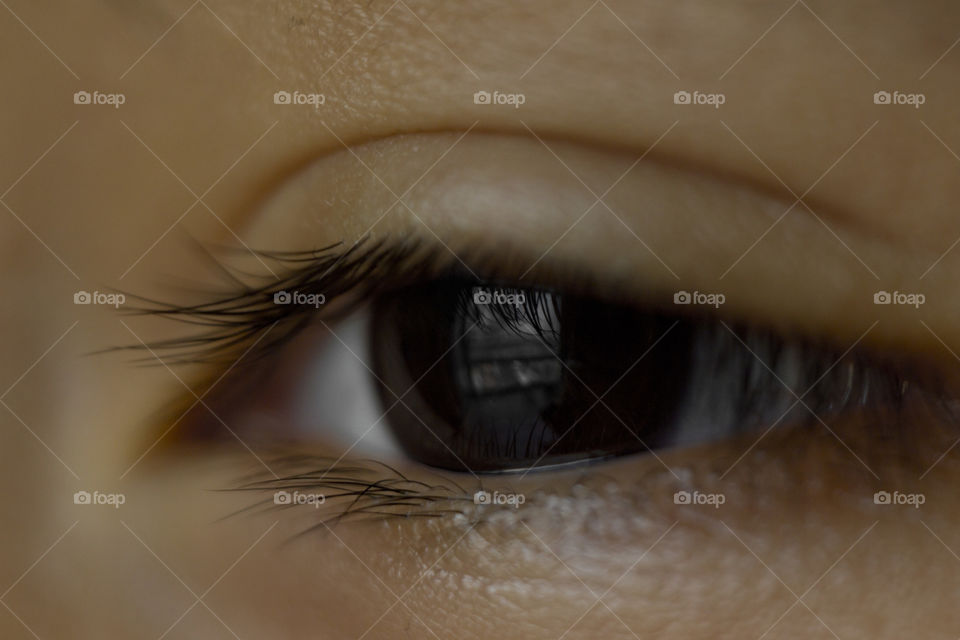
[113,237,585,365]
[113,237,446,365]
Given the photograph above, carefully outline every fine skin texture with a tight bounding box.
[3,1,960,638]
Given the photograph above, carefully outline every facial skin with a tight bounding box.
[3,1,960,638]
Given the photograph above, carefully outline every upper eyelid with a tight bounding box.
[245,130,932,355]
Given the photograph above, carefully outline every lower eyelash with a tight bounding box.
[226,408,952,534]
[228,455,476,529]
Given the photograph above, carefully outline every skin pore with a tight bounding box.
[3,0,960,637]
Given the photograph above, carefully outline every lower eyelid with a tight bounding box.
[226,396,942,530]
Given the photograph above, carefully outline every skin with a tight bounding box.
[3,0,960,637]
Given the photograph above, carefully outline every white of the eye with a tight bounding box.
[289,307,405,460]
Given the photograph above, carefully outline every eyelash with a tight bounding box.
[116,239,438,365]
[230,455,476,528]
[117,236,956,524]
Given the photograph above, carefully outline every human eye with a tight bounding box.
[125,229,948,494]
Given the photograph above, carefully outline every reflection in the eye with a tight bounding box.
[460,288,562,397]
[458,288,563,431]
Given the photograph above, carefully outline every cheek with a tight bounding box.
[154,398,960,638]
[384,407,960,638]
